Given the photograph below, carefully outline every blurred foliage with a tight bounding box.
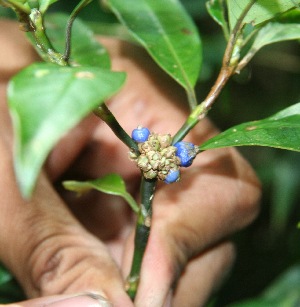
[227,265,300,306]
[0,0,300,305]
[0,264,24,303]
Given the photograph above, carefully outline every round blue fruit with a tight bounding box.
[131,126,150,143]
[164,169,180,184]
[174,141,198,167]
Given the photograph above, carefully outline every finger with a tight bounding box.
[48,38,191,241]
[172,242,235,307]
[0,128,131,307]
[49,37,189,182]
[0,20,39,81]
[4,293,113,307]
[0,172,132,306]
[45,114,99,181]
[133,145,260,306]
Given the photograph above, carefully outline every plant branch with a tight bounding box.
[172,0,257,143]
[93,103,139,155]
[63,0,94,62]
[126,178,157,300]
[29,8,67,66]
[2,0,30,13]
[186,87,198,110]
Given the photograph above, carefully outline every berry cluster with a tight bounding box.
[130,127,199,184]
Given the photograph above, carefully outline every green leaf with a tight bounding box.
[0,263,25,303]
[201,102,300,152]
[8,63,126,198]
[228,265,300,306]
[28,13,111,68]
[238,22,300,69]
[106,0,202,90]
[63,174,139,213]
[39,0,58,13]
[227,0,300,29]
[250,22,300,50]
[206,0,230,39]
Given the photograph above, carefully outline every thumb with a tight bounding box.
[0,163,132,306]
[3,293,112,307]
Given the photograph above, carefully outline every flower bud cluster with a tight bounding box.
[129,132,181,182]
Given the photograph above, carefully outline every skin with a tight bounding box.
[0,19,261,307]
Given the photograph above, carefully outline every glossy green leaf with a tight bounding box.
[39,0,59,13]
[63,174,139,213]
[28,13,111,68]
[227,0,300,29]
[206,0,229,39]
[201,102,300,151]
[228,265,300,306]
[8,63,126,198]
[107,0,202,90]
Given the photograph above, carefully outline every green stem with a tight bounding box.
[63,0,94,62]
[186,87,198,110]
[29,8,67,66]
[93,104,139,155]
[172,103,205,144]
[4,0,30,13]
[173,66,233,143]
[173,0,257,143]
[126,178,157,300]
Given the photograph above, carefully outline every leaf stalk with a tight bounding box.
[63,0,94,62]
[173,0,257,143]
[93,103,139,155]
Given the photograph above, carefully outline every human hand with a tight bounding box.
[0,19,260,307]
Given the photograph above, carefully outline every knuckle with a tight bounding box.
[27,229,112,297]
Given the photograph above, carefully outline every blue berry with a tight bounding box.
[164,169,180,184]
[174,141,198,167]
[131,126,150,143]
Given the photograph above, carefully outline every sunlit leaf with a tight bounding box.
[63,173,139,213]
[8,63,126,198]
[227,0,300,29]
[106,0,202,90]
[201,102,300,151]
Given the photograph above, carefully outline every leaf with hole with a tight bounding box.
[8,63,126,198]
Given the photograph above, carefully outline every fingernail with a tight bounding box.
[44,292,112,307]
